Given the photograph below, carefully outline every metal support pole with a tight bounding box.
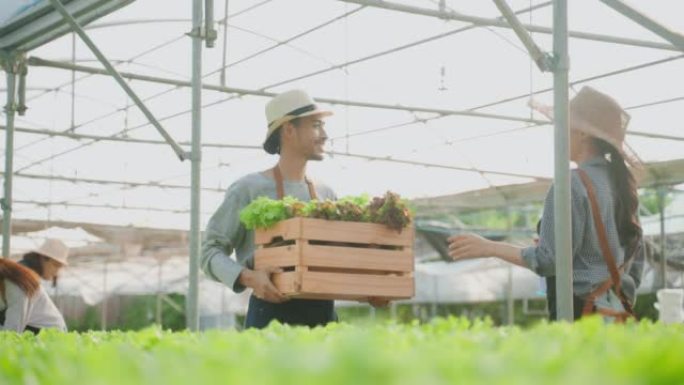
[506,266,514,325]
[101,259,108,331]
[187,0,203,332]
[220,285,226,328]
[2,63,18,258]
[658,187,667,288]
[16,65,27,116]
[205,0,217,48]
[505,207,514,325]
[599,0,684,53]
[491,0,553,71]
[156,258,163,325]
[552,0,573,322]
[54,278,62,314]
[47,0,187,161]
[220,0,229,86]
[70,32,76,130]
[430,279,438,318]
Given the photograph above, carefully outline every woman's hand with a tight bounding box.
[447,233,493,262]
[448,233,527,267]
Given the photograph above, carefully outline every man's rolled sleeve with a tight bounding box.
[201,184,249,293]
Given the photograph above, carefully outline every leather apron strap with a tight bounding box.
[272,166,318,200]
[577,169,635,320]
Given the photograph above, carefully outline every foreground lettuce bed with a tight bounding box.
[1,318,682,385]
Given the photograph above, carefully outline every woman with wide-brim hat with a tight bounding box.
[1,239,69,332]
[448,86,645,321]
[19,238,69,285]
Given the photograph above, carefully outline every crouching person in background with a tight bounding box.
[1,256,67,333]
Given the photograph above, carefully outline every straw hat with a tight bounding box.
[263,89,333,154]
[32,239,69,266]
[530,86,640,166]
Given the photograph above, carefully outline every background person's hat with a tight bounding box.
[529,86,641,166]
[32,239,69,266]
[263,89,333,154]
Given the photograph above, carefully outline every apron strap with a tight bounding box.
[0,280,7,325]
[0,279,5,305]
[577,169,635,319]
[272,166,318,200]
[582,278,613,316]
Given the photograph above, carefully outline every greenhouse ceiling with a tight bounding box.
[1,0,683,231]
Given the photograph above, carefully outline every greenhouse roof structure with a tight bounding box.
[2,0,684,327]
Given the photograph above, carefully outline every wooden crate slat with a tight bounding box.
[282,293,369,301]
[255,217,415,301]
[300,218,413,246]
[299,271,414,299]
[301,243,412,273]
[255,218,413,247]
[253,218,303,245]
[254,244,300,269]
[272,272,301,293]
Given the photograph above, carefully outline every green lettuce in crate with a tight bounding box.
[335,194,371,222]
[239,196,301,230]
[239,192,412,231]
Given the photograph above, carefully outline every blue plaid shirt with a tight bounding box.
[521,156,644,302]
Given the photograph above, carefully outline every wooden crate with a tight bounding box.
[254,217,414,301]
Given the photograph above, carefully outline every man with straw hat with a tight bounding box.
[202,90,345,328]
[448,86,645,321]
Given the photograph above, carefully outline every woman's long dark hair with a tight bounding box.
[20,252,45,276]
[20,252,58,287]
[0,259,41,298]
[593,139,642,254]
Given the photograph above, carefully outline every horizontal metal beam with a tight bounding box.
[3,120,684,184]
[0,124,544,179]
[0,170,225,193]
[0,124,262,149]
[337,0,681,51]
[0,127,549,183]
[628,130,684,142]
[0,126,551,183]
[254,2,551,91]
[14,199,211,215]
[332,152,548,181]
[28,57,548,125]
[599,0,684,53]
[412,157,684,212]
[626,95,684,111]
[4,116,684,160]
[468,53,684,111]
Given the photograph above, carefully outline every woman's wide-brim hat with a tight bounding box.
[31,238,69,266]
[529,86,641,167]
